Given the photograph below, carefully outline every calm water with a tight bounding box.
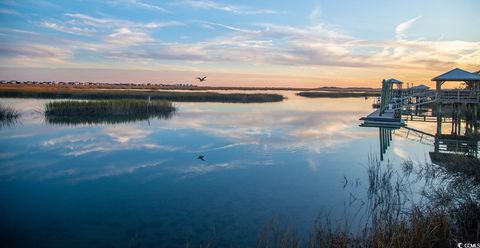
[0,93,435,247]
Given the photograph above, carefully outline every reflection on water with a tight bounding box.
[45,113,175,126]
[365,106,479,166]
[0,117,20,128]
[0,95,462,247]
[0,104,21,128]
[378,127,395,161]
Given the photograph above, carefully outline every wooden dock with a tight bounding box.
[361,68,480,129]
[359,68,480,161]
[360,109,405,127]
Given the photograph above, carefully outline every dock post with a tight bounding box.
[379,128,384,161]
[473,104,478,135]
[436,103,442,137]
[456,104,462,136]
[451,105,455,135]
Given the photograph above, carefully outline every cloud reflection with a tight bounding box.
[0,97,379,182]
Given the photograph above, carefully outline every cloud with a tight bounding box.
[64,13,182,30]
[309,5,322,22]
[64,13,111,26]
[96,21,374,67]
[177,0,277,14]
[127,0,168,12]
[106,27,152,45]
[395,16,422,40]
[42,21,97,36]
[108,0,169,12]
[0,8,18,15]
[2,10,479,78]
[0,28,36,35]
[197,21,260,34]
[144,21,183,29]
[0,43,73,64]
[69,18,479,70]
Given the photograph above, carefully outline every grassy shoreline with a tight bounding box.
[297,91,381,98]
[0,84,380,92]
[0,86,284,103]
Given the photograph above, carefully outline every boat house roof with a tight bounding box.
[410,84,430,90]
[431,68,480,82]
[385,78,403,84]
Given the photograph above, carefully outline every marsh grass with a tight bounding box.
[0,88,284,103]
[0,104,20,127]
[256,156,480,248]
[429,153,480,182]
[297,92,381,98]
[44,100,175,125]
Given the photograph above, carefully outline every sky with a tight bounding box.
[0,0,479,87]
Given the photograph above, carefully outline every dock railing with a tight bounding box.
[438,90,480,104]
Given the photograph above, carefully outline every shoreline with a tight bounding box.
[0,85,381,100]
[0,85,284,103]
[0,83,380,92]
[297,91,381,98]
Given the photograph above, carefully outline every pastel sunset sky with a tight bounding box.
[0,0,479,87]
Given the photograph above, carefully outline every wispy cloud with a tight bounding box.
[0,28,36,35]
[395,15,422,40]
[177,0,277,14]
[196,20,260,34]
[128,0,168,12]
[309,5,322,22]
[108,0,169,12]
[39,13,183,46]
[106,27,152,45]
[0,8,18,15]
[64,13,182,30]
[33,17,476,71]
[0,43,73,65]
[1,7,479,81]
[42,21,97,36]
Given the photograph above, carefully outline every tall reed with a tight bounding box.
[256,156,480,247]
[0,104,20,127]
[44,100,175,125]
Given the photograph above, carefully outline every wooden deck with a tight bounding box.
[360,109,405,127]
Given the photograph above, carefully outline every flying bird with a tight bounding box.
[196,76,207,82]
[197,155,206,161]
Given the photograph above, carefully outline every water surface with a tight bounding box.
[0,93,434,247]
